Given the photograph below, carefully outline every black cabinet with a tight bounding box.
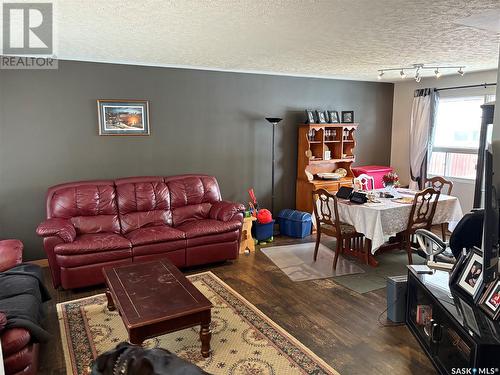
[406,267,500,374]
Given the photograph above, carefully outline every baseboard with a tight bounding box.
[29,258,49,267]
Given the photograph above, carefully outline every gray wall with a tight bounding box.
[0,60,394,260]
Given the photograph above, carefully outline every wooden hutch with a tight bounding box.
[296,123,358,212]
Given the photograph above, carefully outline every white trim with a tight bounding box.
[0,338,4,375]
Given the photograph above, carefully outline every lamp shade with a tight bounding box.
[265,117,282,125]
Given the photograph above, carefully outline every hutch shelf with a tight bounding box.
[296,123,358,213]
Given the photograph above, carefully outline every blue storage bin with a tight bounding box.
[277,209,312,238]
[252,220,275,241]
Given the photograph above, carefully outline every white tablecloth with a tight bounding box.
[314,189,463,254]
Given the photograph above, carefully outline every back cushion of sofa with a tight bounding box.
[115,177,172,233]
[48,181,120,234]
[166,175,221,226]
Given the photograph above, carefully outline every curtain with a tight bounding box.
[409,88,438,190]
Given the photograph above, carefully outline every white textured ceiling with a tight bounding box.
[49,0,500,81]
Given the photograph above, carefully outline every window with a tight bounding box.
[429,94,495,180]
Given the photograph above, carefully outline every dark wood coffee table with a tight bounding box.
[103,259,212,357]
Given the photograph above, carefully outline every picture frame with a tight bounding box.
[327,110,340,123]
[479,279,500,320]
[305,110,316,124]
[458,297,480,336]
[316,110,327,124]
[341,110,354,123]
[97,99,150,136]
[455,248,485,302]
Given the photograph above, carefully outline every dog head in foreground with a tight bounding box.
[90,342,210,375]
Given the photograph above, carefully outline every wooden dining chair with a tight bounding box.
[402,187,441,264]
[425,176,453,240]
[353,173,375,191]
[312,189,365,270]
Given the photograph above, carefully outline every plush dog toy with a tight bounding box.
[90,342,210,375]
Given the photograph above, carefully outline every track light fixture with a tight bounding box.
[376,64,465,81]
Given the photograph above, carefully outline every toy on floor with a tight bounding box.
[247,188,275,244]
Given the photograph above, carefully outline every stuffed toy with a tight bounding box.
[257,209,273,224]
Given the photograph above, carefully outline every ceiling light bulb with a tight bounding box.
[400,69,406,79]
[458,67,465,76]
[378,71,384,80]
[434,68,441,78]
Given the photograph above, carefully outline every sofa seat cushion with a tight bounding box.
[1,328,31,356]
[125,226,186,246]
[177,219,241,239]
[54,233,131,255]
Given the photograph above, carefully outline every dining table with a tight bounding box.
[313,188,464,266]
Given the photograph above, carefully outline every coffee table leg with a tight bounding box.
[105,290,115,311]
[200,315,211,358]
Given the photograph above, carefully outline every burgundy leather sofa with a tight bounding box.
[0,240,39,375]
[37,175,244,290]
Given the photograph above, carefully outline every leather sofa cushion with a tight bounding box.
[172,203,211,227]
[4,343,34,374]
[54,233,131,255]
[56,249,132,268]
[1,328,31,356]
[48,182,120,234]
[0,239,23,272]
[177,219,241,239]
[115,178,172,233]
[125,226,185,246]
[166,176,221,209]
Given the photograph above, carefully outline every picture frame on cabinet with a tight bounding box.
[341,111,354,123]
[479,279,500,320]
[305,110,316,124]
[316,110,327,124]
[327,110,340,123]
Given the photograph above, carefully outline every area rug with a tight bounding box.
[260,243,365,281]
[57,271,339,375]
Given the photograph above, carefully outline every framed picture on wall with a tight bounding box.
[97,99,150,136]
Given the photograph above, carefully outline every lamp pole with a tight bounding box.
[265,117,282,214]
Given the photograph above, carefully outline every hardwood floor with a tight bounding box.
[38,236,435,375]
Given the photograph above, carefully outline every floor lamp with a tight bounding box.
[265,117,282,215]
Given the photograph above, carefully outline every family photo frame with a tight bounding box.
[479,279,500,320]
[451,247,485,303]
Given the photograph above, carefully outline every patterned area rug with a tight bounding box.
[57,271,339,375]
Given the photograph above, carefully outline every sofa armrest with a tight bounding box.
[0,240,23,272]
[209,201,245,222]
[36,218,76,243]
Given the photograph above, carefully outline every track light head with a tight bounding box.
[458,67,465,76]
[400,69,406,79]
[377,71,384,80]
[434,68,441,78]
[415,72,421,82]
